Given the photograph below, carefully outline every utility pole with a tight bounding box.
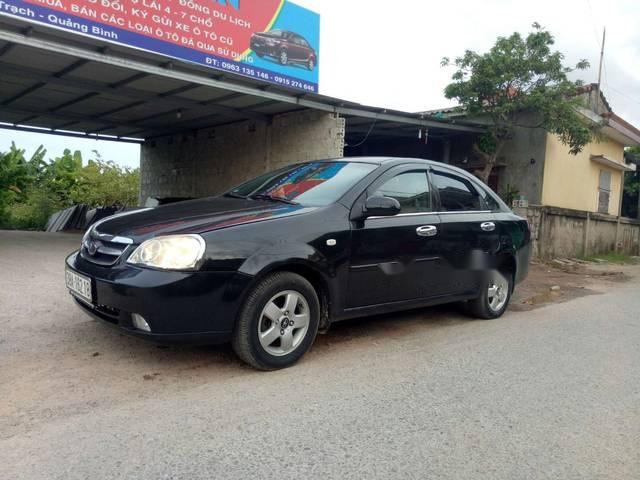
[595,27,606,113]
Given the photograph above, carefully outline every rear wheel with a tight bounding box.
[232,272,319,370]
[465,270,513,319]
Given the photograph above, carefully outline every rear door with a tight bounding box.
[347,167,443,308]
[289,35,306,61]
[297,36,312,60]
[430,167,500,296]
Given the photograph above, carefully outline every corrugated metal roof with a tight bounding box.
[0,18,484,143]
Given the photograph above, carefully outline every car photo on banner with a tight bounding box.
[0,0,320,92]
[250,30,318,71]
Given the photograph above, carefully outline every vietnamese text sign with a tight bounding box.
[0,0,320,92]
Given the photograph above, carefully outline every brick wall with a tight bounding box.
[140,110,345,202]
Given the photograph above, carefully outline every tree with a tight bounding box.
[441,23,596,183]
[0,143,45,224]
[70,151,140,208]
[38,148,84,207]
[0,144,140,230]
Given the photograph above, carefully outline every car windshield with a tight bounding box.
[226,162,378,206]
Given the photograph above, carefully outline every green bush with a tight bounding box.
[5,189,61,230]
[0,144,139,230]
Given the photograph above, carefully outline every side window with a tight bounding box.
[598,169,611,214]
[478,186,502,211]
[373,171,431,213]
[432,171,482,212]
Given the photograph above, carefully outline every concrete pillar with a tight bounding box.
[139,110,345,203]
[615,172,626,251]
[583,212,591,257]
[442,139,451,164]
[636,171,640,220]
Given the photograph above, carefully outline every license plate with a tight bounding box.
[65,268,93,303]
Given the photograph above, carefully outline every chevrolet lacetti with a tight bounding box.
[65,158,531,370]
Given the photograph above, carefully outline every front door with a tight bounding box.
[347,168,443,308]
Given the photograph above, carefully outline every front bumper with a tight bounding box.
[65,251,252,344]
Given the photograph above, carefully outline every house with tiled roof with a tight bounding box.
[425,85,640,217]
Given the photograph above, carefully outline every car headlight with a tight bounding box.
[127,235,206,270]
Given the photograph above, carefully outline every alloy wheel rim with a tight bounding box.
[281,51,288,64]
[258,290,310,356]
[487,272,509,312]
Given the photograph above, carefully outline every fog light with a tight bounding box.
[132,313,151,332]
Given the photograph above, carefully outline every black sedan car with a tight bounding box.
[65,158,530,370]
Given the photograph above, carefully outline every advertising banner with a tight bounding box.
[0,0,320,92]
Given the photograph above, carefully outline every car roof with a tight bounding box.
[319,156,453,168]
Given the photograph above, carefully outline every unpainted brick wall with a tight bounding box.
[140,110,345,203]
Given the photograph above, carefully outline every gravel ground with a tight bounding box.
[1,230,639,480]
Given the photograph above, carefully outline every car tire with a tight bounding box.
[279,50,288,65]
[232,272,320,370]
[307,58,315,71]
[465,270,513,319]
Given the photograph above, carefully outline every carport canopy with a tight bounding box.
[0,18,483,145]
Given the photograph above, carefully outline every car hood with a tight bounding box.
[93,197,317,241]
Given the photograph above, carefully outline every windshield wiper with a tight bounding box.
[223,192,247,199]
[249,194,299,205]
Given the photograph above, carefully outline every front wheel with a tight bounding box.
[279,50,289,65]
[465,270,513,319]
[232,272,319,370]
[307,58,315,71]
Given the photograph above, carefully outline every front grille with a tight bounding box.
[95,304,120,323]
[75,298,120,325]
[80,231,133,266]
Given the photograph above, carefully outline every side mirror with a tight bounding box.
[363,196,401,218]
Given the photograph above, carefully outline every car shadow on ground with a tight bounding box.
[85,302,474,378]
[1,301,494,438]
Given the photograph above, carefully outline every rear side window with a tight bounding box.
[293,36,308,47]
[478,186,502,211]
[373,171,431,213]
[431,171,482,212]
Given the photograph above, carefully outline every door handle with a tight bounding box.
[416,225,438,237]
[481,222,496,232]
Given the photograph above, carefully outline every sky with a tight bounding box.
[1,0,638,167]
[0,130,141,169]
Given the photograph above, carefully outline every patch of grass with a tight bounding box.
[580,251,637,264]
